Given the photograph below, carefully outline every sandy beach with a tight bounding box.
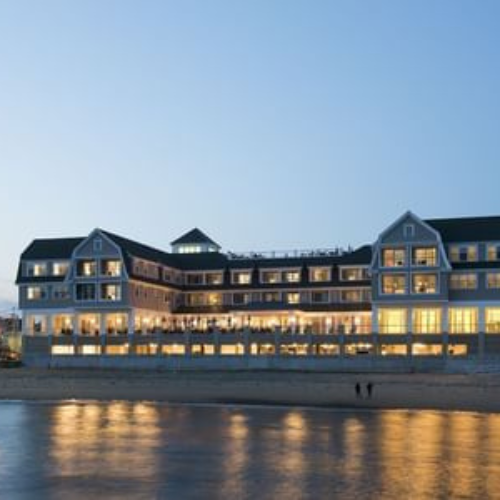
[0,368,499,412]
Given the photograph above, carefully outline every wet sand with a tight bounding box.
[1,368,500,412]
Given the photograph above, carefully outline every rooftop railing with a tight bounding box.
[226,247,353,260]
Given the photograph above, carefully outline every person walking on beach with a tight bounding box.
[355,382,361,398]
[366,382,373,399]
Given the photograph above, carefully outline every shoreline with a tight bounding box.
[2,368,500,413]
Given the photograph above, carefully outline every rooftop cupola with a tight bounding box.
[170,228,221,254]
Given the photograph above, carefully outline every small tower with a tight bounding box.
[171,228,221,254]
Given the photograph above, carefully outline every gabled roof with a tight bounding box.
[20,237,84,260]
[426,216,500,243]
[171,228,220,248]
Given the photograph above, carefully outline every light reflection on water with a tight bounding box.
[0,402,500,499]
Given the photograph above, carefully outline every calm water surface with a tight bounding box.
[0,402,499,499]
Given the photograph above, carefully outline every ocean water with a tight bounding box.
[0,402,499,500]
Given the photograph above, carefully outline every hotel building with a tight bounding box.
[16,212,500,368]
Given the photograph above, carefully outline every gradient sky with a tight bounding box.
[1,1,500,310]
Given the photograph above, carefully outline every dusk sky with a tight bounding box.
[1,1,499,310]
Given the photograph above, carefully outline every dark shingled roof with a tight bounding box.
[101,230,179,268]
[20,237,84,259]
[170,228,220,247]
[426,216,500,243]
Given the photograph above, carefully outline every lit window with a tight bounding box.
[101,260,122,277]
[105,313,128,334]
[449,245,477,263]
[261,271,281,284]
[27,315,47,334]
[412,309,441,334]
[232,271,251,285]
[79,314,100,335]
[178,245,202,254]
[77,260,97,277]
[340,268,367,281]
[51,346,75,355]
[26,262,48,277]
[486,308,500,333]
[186,293,204,306]
[340,290,362,302]
[378,309,407,334]
[52,315,73,335]
[412,274,437,294]
[101,284,121,301]
[206,273,223,285]
[411,344,442,356]
[284,270,301,283]
[381,274,406,294]
[27,286,46,301]
[487,272,500,289]
[449,273,477,290]
[310,268,330,282]
[449,308,478,334]
[487,244,500,262]
[412,248,437,266]
[52,262,69,276]
[207,293,222,306]
[81,345,101,355]
[286,292,300,304]
[382,248,406,267]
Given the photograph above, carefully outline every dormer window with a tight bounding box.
[206,272,223,285]
[52,262,69,276]
[309,267,331,282]
[449,245,477,263]
[232,271,252,285]
[26,262,48,277]
[487,244,500,262]
[340,267,368,281]
[261,271,281,284]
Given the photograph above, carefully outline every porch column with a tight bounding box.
[478,307,486,364]
[406,307,413,358]
[72,314,79,353]
[371,307,379,355]
[99,314,106,351]
[442,305,449,358]
[127,310,135,336]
